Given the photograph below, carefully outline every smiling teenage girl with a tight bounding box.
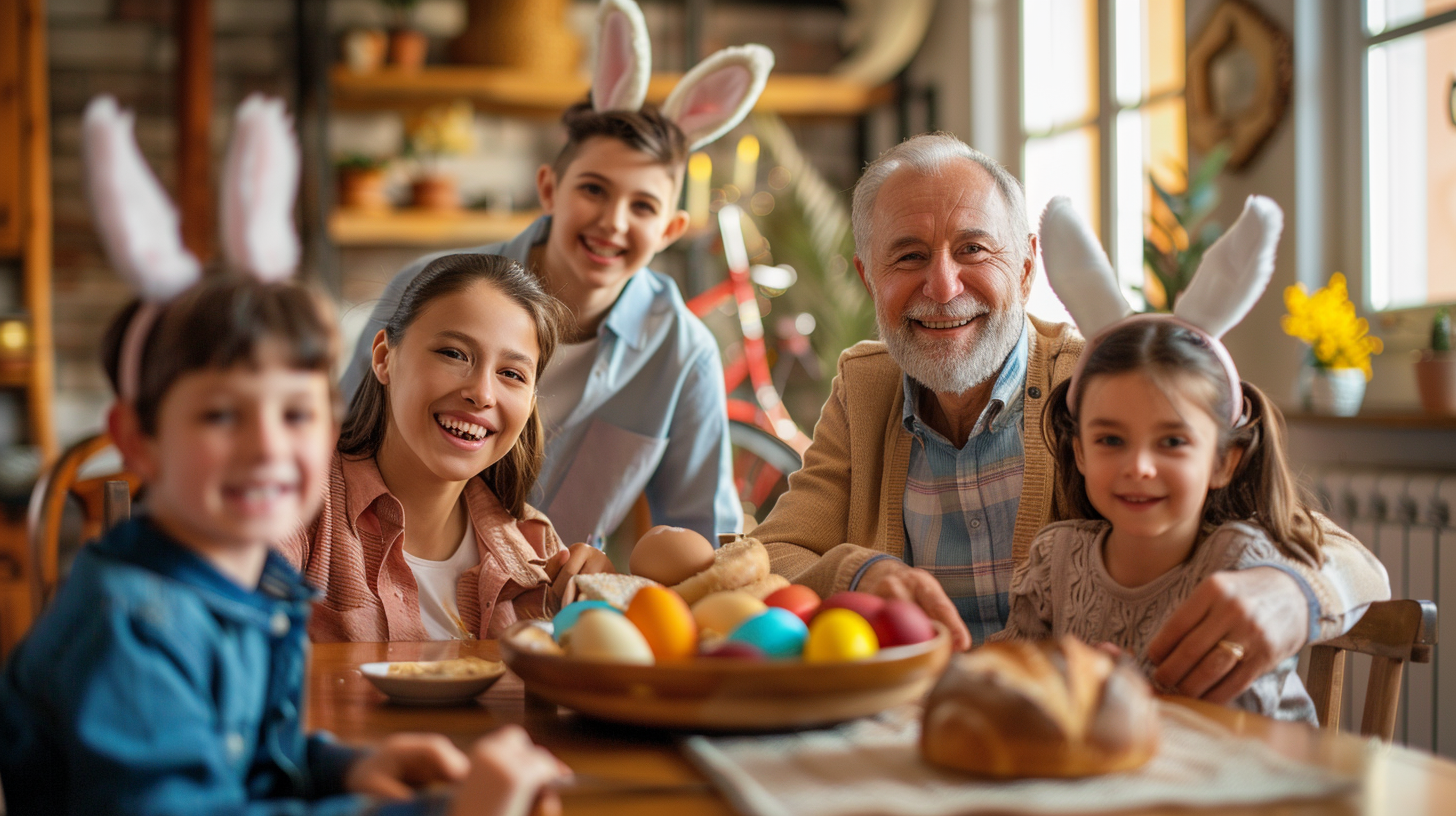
[339,0,774,547]
[283,253,611,642]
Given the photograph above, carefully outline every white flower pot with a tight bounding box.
[1305,368,1366,416]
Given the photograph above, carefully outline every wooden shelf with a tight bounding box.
[331,67,895,118]
[329,208,541,247]
[1283,411,1456,431]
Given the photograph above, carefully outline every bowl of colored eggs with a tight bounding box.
[499,581,952,731]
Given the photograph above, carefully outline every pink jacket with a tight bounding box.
[278,454,562,642]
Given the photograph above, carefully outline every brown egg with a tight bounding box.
[630,525,716,586]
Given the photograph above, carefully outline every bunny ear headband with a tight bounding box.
[82,93,301,402]
[1038,194,1284,426]
[592,0,774,152]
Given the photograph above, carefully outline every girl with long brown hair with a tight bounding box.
[281,253,615,642]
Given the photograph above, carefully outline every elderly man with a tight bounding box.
[755,132,1388,704]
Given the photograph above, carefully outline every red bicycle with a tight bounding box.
[687,205,813,523]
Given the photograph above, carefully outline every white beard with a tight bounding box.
[878,295,1024,395]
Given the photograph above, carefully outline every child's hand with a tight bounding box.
[345,733,470,799]
[448,725,571,816]
[545,543,617,608]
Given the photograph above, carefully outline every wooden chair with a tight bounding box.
[1306,598,1438,740]
[25,433,141,618]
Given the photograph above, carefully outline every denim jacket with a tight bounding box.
[0,518,440,816]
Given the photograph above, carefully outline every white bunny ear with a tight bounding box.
[663,44,774,151]
[1038,196,1131,337]
[82,96,201,301]
[593,0,651,112]
[219,94,300,283]
[1173,195,1282,338]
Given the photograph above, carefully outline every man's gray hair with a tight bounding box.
[851,132,1030,266]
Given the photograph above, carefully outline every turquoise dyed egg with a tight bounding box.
[727,607,809,658]
[552,600,619,642]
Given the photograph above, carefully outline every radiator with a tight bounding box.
[1303,467,1455,757]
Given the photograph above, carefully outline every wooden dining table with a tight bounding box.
[308,639,1456,815]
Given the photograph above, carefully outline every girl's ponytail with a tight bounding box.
[1204,382,1323,567]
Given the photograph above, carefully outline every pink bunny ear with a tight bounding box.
[219,94,300,283]
[663,45,774,151]
[592,0,651,112]
[82,96,201,301]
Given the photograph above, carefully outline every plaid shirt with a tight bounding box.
[899,326,1028,645]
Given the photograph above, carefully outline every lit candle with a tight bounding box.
[687,152,712,229]
[734,135,759,199]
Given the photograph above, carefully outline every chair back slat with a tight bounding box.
[1308,598,1438,741]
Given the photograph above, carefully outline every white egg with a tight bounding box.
[565,608,655,665]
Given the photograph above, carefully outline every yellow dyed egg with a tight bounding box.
[566,608,655,665]
[625,584,698,660]
[804,608,879,663]
[691,590,768,638]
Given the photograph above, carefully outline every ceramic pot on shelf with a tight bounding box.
[1302,367,1366,417]
[1414,351,1456,416]
[389,29,428,71]
[343,29,387,73]
[411,174,460,211]
[337,166,390,212]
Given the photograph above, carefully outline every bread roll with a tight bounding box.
[670,537,771,605]
[920,636,1158,778]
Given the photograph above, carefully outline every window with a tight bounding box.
[1021,0,1186,315]
[1364,1,1456,310]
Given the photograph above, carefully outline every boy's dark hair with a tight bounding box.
[340,253,568,518]
[551,101,689,179]
[101,275,338,436]
[1043,320,1324,567]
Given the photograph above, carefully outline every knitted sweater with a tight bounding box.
[755,316,1390,643]
[993,519,1317,723]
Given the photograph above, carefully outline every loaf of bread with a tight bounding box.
[920,636,1159,778]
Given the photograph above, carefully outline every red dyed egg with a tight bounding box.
[763,584,821,623]
[870,599,935,647]
[700,641,768,661]
[816,591,885,623]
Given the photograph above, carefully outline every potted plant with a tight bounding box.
[1281,272,1383,416]
[343,28,388,73]
[1140,144,1231,311]
[1414,306,1456,415]
[404,101,475,211]
[382,0,427,71]
[336,154,392,212]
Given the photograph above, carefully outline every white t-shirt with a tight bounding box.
[537,338,598,431]
[404,524,480,640]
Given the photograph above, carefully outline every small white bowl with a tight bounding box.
[359,660,507,705]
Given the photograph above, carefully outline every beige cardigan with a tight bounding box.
[756,316,1389,642]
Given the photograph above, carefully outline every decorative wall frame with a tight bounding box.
[1186,0,1293,172]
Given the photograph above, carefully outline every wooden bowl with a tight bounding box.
[499,620,952,731]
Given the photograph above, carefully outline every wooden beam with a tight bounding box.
[176,0,212,261]
[20,0,53,462]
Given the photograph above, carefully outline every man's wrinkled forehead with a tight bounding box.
[870,161,1012,251]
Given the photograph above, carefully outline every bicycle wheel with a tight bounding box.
[728,420,803,524]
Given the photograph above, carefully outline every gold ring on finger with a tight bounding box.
[1216,639,1246,662]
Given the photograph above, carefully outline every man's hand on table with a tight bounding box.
[450,725,572,816]
[1148,567,1308,703]
[345,733,469,799]
[858,558,973,651]
[545,543,616,609]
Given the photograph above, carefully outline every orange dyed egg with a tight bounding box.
[625,584,699,660]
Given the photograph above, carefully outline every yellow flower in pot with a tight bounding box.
[1281,272,1383,416]
[404,101,475,212]
[1414,307,1456,416]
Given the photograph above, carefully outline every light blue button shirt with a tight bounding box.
[340,216,742,545]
